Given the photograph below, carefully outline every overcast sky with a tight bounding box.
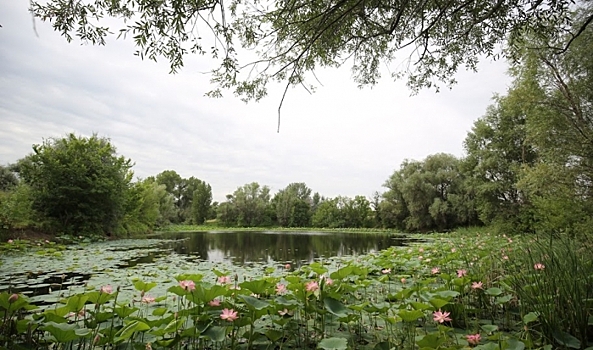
[0,1,511,202]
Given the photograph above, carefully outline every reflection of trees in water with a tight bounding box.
[164,232,407,265]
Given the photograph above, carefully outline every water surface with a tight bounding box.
[156,230,410,265]
[1,230,413,299]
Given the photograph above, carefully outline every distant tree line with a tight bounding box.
[1,15,592,237]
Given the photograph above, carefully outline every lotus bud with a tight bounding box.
[8,294,19,303]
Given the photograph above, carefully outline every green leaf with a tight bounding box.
[114,305,138,318]
[309,262,328,275]
[349,302,369,311]
[240,295,270,310]
[16,319,34,333]
[318,337,348,350]
[65,294,88,312]
[481,324,499,333]
[428,298,449,309]
[42,308,69,322]
[265,329,283,342]
[435,290,460,300]
[175,274,203,283]
[188,284,228,304]
[330,266,353,280]
[398,309,424,322]
[523,312,538,324]
[416,334,445,348]
[374,341,395,350]
[114,320,150,343]
[132,279,157,293]
[474,343,499,350]
[274,296,299,306]
[504,338,525,350]
[485,287,503,296]
[240,279,274,295]
[552,331,581,349]
[324,297,351,318]
[203,325,226,342]
[167,285,188,296]
[410,302,432,310]
[495,294,512,304]
[152,307,169,316]
[86,291,113,305]
[42,322,83,343]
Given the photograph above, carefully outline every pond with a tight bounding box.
[0,230,415,304]
[157,230,411,266]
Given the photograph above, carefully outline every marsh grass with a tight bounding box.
[511,234,593,349]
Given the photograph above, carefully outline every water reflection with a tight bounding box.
[156,231,410,266]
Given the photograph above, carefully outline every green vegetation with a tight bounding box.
[3,16,593,237]
[1,6,592,349]
[1,229,592,349]
[30,0,591,110]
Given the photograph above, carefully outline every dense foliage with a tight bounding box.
[1,229,592,349]
[17,134,133,236]
[30,0,592,108]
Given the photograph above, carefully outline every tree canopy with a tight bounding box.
[18,134,133,235]
[30,0,593,110]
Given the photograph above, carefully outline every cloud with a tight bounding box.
[0,1,511,201]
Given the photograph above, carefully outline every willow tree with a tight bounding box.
[31,0,592,128]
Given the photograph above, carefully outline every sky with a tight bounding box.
[0,1,512,202]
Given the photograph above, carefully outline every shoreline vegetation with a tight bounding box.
[154,224,411,235]
[1,228,591,349]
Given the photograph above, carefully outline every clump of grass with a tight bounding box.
[511,234,593,349]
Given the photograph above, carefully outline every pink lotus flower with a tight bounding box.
[305,281,319,292]
[381,268,391,274]
[457,269,467,278]
[418,247,424,253]
[276,283,287,294]
[431,267,440,274]
[218,276,231,284]
[471,281,483,290]
[451,248,456,253]
[502,255,509,260]
[418,256,423,260]
[284,263,291,270]
[179,280,196,291]
[209,299,221,307]
[141,295,155,304]
[466,333,481,345]
[8,294,18,303]
[220,308,238,321]
[400,278,406,284]
[7,239,13,244]
[534,263,545,270]
[324,278,334,286]
[100,285,113,294]
[433,309,452,323]
[93,334,101,345]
